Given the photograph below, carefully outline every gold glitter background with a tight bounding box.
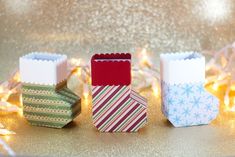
[0,1,235,156]
[0,0,235,80]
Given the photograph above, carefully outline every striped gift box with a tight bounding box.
[91,53,147,132]
[20,53,81,128]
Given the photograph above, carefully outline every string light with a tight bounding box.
[4,136,10,142]
[224,95,230,107]
[83,84,89,100]
[0,86,3,93]
[152,79,159,97]
[75,68,82,77]
[0,123,4,129]
[12,72,20,82]
[83,92,89,100]
[139,48,152,68]
[18,108,24,117]
[231,84,235,91]
[230,106,235,112]
[0,129,15,136]
[70,58,81,67]
[141,48,148,64]
[212,83,218,91]
[0,138,15,156]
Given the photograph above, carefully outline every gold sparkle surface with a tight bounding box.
[1,89,235,157]
[0,0,235,81]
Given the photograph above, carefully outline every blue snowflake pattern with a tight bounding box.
[173,108,177,113]
[162,82,219,127]
[166,97,174,106]
[191,97,201,108]
[197,85,205,94]
[194,113,200,120]
[182,84,193,97]
[182,108,190,117]
[177,99,184,105]
[205,104,212,111]
[172,116,181,125]
[165,84,171,94]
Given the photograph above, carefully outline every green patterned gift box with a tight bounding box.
[20,53,81,128]
[22,82,81,128]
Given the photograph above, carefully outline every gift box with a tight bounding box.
[20,52,81,128]
[91,53,147,132]
[160,52,219,127]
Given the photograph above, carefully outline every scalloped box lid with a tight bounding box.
[91,53,131,86]
[20,52,68,85]
[160,52,205,84]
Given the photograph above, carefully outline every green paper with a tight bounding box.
[22,82,81,128]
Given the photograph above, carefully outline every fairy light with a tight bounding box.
[0,138,15,156]
[231,84,235,91]
[224,95,230,107]
[83,85,89,100]
[88,77,92,85]
[212,83,218,91]
[74,67,82,77]
[83,92,89,100]
[0,106,6,110]
[70,58,81,66]
[0,86,3,93]
[0,129,15,136]
[18,108,24,117]
[141,48,148,65]
[152,79,159,97]
[218,75,223,81]
[12,72,20,82]
[228,98,235,112]
[4,136,10,142]
[153,86,159,97]
[19,95,23,105]
[230,106,235,112]
[139,48,152,68]
[205,65,212,71]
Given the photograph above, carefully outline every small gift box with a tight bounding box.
[20,52,81,128]
[160,52,219,127]
[91,53,147,132]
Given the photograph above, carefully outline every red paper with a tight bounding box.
[91,53,131,86]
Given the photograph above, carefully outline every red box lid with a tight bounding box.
[91,53,131,86]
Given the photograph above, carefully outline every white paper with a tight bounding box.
[160,52,205,84]
[20,52,68,85]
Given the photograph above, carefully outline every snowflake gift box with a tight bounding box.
[91,53,147,132]
[160,52,219,127]
[20,52,81,128]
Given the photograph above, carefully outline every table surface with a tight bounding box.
[1,89,235,157]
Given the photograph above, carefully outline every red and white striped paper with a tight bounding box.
[92,85,147,132]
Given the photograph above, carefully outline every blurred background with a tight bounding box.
[0,0,235,81]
